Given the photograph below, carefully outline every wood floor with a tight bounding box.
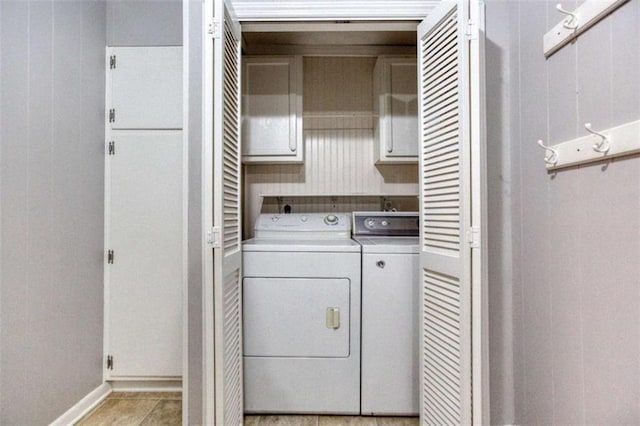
[77,392,419,425]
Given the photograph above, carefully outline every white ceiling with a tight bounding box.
[231,0,439,21]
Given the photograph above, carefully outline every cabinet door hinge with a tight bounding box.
[207,20,221,39]
[206,226,221,248]
[106,355,114,370]
[466,227,481,249]
[109,109,116,123]
[107,249,114,264]
[466,19,479,40]
[109,55,116,69]
[108,141,115,155]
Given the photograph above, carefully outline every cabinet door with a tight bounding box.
[242,56,303,163]
[388,59,418,157]
[108,47,183,130]
[105,132,183,378]
[375,57,419,163]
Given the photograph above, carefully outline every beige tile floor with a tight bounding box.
[76,392,182,426]
[77,393,419,426]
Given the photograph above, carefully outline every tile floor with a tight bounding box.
[77,393,419,426]
[76,392,182,426]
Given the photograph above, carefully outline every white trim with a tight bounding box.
[182,1,190,425]
[469,1,490,425]
[49,383,112,426]
[202,0,216,424]
[103,47,113,384]
[109,380,182,392]
[232,0,438,21]
[241,21,418,32]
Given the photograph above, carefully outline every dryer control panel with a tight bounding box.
[352,211,419,236]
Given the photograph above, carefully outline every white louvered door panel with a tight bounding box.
[417,1,486,424]
[204,0,243,424]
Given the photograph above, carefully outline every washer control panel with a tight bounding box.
[254,213,351,239]
[352,212,419,236]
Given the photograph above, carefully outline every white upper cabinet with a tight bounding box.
[373,56,418,163]
[108,47,183,130]
[242,56,303,163]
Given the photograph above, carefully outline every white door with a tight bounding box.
[105,131,183,378]
[203,0,243,424]
[418,1,487,424]
[108,47,183,130]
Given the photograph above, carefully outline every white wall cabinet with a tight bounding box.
[105,47,183,380]
[373,56,419,163]
[242,56,303,163]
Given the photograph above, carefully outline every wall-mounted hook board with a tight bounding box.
[544,119,640,171]
[544,0,629,57]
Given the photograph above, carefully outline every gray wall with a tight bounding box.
[186,0,203,424]
[485,1,516,424]
[107,0,182,46]
[507,0,640,424]
[0,1,106,424]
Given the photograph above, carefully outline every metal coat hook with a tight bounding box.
[584,123,611,154]
[537,140,559,165]
[556,3,579,30]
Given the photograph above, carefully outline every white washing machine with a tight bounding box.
[352,211,420,416]
[242,213,361,414]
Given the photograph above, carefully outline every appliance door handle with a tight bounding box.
[326,307,340,329]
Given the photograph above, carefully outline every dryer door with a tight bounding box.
[243,278,350,358]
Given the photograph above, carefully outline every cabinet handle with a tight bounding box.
[387,136,393,153]
[290,134,296,152]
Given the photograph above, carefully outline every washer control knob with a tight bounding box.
[381,220,389,227]
[324,214,339,225]
[366,219,376,227]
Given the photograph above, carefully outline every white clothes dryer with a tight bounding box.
[353,211,420,416]
[242,213,361,414]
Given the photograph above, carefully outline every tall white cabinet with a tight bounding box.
[104,47,183,380]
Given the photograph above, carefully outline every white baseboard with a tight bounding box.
[50,383,112,426]
[109,379,182,392]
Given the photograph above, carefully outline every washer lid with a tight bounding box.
[243,238,361,253]
[353,236,419,254]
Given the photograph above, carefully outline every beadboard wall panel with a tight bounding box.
[243,56,419,237]
[0,1,106,423]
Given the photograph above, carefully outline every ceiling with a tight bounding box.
[241,21,418,55]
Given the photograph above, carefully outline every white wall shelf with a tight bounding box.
[544,0,629,57]
[539,119,640,171]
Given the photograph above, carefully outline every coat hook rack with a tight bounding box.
[556,3,579,29]
[538,119,640,171]
[544,0,629,57]
[537,139,559,165]
[584,123,611,154]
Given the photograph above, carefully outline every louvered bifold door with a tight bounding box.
[210,0,243,424]
[417,1,481,424]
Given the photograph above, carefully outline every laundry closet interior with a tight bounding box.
[239,19,421,417]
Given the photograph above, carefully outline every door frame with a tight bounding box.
[187,1,489,424]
